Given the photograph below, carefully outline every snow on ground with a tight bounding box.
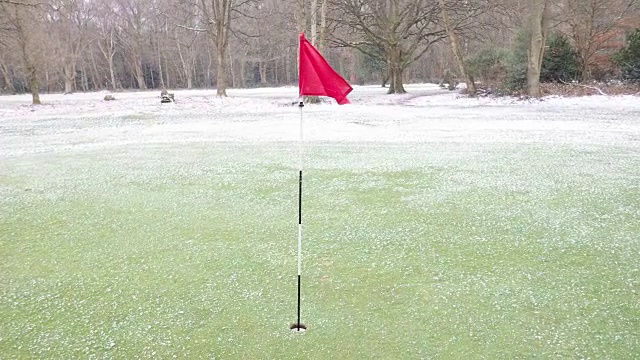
[0,84,639,157]
[1,84,639,359]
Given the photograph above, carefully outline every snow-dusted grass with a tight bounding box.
[1,85,639,358]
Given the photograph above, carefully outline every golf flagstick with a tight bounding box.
[293,33,351,333]
[291,99,306,333]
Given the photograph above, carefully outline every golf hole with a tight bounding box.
[289,323,307,333]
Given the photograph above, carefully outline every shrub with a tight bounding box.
[503,30,579,91]
[504,29,529,91]
[466,48,510,84]
[614,29,640,82]
[541,32,579,83]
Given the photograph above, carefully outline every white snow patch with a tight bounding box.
[1,84,639,157]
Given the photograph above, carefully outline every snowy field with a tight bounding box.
[1,84,639,358]
[1,84,640,154]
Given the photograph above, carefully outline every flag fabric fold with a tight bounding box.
[299,33,353,105]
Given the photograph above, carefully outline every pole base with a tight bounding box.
[289,323,307,334]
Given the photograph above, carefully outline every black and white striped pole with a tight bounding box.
[290,100,307,333]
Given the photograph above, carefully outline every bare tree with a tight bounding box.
[197,0,231,96]
[96,21,119,90]
[114,0,149,89]
[49,0,93,93]
[563,0,638,81]
[150,9,168,90]
[438,0,476,95]
[175,27,200,88]
[330,0,447,94]
[233,0,297,87]
[0,56,16,93]
[0,2,17,92]
[0,0,635,98]
[2,0,45,103]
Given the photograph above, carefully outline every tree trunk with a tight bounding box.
[392,69,406,93]
[285,47,291,85]
[296,0,307,77]
[19,37,40,103]
[135,56,146,90]
[387,45,406,94]
[274,59,279,84]
[229,54,238,88]
[90,51,101,90]
[239,58,246,87]
[259,60,267,86]
[216,36,227,96]
[210,0,232,97]
[45,67,50,93]
[64,63,75,94]
[98,29,118,91]
[348,48,356,83]
[206,43,213,87]
[387,59,394,92]
[580,54,591,82]
[27,64,40,104]
[81,66,89,91]
[319,0,327,51]
[14,5,40,103]
[149,64,155,88]
[108,54,117,90]
[165,50,172,89]
[438,0,476,95]
[156,37,165,90]
[386,1,406,94]
[1,61,15,94]
[311,0,317,44]
[175,29,192,89]
[157,49,165,89]
[527,0,549,97]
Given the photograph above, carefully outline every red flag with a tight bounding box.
[299,33,353,105]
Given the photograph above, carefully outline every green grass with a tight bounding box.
[1,142,639,358]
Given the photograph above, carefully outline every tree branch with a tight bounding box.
[177,24,208,32]
[559,79,607,95]
[0,0,36,6]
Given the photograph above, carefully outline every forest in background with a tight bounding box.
[0,0,639,103]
